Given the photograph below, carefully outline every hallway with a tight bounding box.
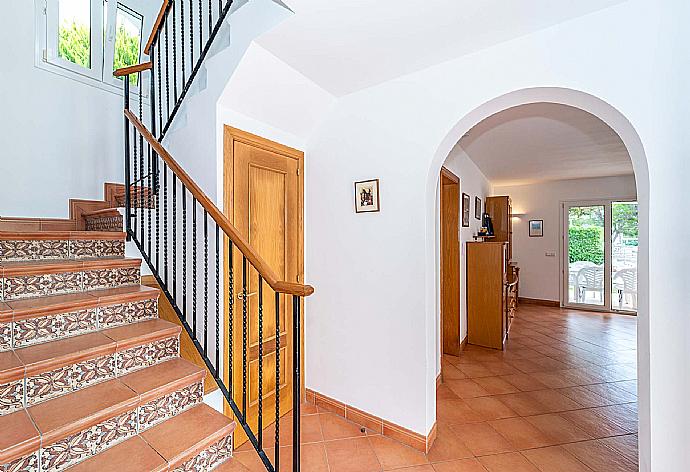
[228,305,638,471]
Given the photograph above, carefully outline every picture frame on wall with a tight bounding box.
[475,197,482,220]
[529,219,544,237]
[462,193,471,227]
[354,179,380,213]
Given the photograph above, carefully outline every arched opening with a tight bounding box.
[425,88,649,469]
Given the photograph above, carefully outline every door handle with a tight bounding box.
[237,291,258,300]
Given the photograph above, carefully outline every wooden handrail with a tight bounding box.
[114,61,153,77]
[124,109,315,297]
[144,0,169,55]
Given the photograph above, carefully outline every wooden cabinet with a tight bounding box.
[466,242,510,350]
[485,196,512,260]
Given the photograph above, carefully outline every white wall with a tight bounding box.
[494,175,637,302]
[436,145,492,373]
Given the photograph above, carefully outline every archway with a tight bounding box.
[424,87,649,468]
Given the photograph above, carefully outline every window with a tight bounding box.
[37,0,145,92]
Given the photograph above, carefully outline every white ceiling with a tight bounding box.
[459,103,633,186]
[258,0,626,96]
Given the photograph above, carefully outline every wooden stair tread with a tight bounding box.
[0,409,40,464]
[141,404,235,467]
[81,208,122,218]
[27,378,138,445]
[0,231,125,241]
[119,358,205,403]
[0,257,140,276]
[5,285,159,321]
[101,319,181,350]
[68,435,168,472]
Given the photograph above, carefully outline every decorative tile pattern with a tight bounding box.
[84,215,123,232]
[91,409,138,454]
[61,309,98,339]
[172,434,233,472]
[0,240,68,262]
[69,240,125,259]
[72,355,116,390]
[3,272,82,301]
[0,322,11,351]
[40,426,93,472]
[99,299,158,329]
[82,267,139,291]
[116,336,179,376]
[25,365,72,406]
[0,380,23,415]
[138,381,204,431]
[14,314,61,347]
[3,450,39,472]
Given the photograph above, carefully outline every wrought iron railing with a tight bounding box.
[115,1,314,471]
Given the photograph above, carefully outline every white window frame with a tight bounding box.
[35,0,148,98]
[103,1,144,91]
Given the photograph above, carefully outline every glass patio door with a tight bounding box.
[562,200,638,313]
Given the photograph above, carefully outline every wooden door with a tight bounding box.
[223,126,304,447]
[440,168,461,356]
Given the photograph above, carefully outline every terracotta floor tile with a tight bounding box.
[563,440,637,472]
[463,396,518,421]
[431,458,488,472]
[523,414,593,444]
[472,377,520,395]
[456,363,496,379]
[272,443,330,472]
[598,434,637,466]
[319,412,366,441]
[521,446,593,472]
[437,384,461,400]
[583,383,637,405]
[478,452,540,472]
[449,423,514,457]
[556,386,610,408]
[437,398,484,425]
[427,424,474,463]
[494,392,547,417]
[446,379,491,399]
[396,466,436,472]
[368,434,429,470]
[589,405,637,433]
[559,409,628,439]
[324,437,382,472]
[487,417,554,450]
[526,389,583,413]
[443,363,469,380]
[499,374,548,392]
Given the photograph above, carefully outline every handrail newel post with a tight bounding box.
[292,295,301,472]
[150,52,159,194]
[124,77,132,241]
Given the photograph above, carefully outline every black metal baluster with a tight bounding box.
[193,198,198,338]
[138,76,144,245]
[156,42,163,138]
[132,98,138,239]
[208,0,212,35]
[182,186,187,321]
[180,0,186,84]
[149,53,158,194]
[164,8,170,121]
[147,142,152,257]
[242,256,248,419]
[204,210,209,355]
[198,0,203,57]
[228,239,234,398]
[189,0,194,67]
[163,163,169,288]
[292,295,301,472]
[155,156,160,271]
[275,291,280,470]
[215,225,220,374]
[123,79,131,239]
[172,0,178,103]
[257,276,264,449]
[172,174,177,300]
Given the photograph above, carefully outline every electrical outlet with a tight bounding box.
[545,251,556,257]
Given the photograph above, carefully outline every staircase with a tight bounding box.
[0,231,235,470]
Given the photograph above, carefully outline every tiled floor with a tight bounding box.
[226,305,638,472]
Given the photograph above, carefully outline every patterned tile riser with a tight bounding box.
[0,380,23,416]
[138,381,204,431]
[1,267,140,301]
[0,322,11,352]
[84,216,123,232]
[0,240,124,262]
[172,435,233,472]
[116,336,180,376]
[1,450,39,472]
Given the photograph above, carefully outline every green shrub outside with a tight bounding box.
[568,226,604,264]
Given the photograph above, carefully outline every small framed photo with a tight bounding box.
[462,193,471,227]
[529,219,543,237]
[354,179,380,213]
[475,197,482,220]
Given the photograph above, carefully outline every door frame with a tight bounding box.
[222,125,306,415]
[440,167,461,360]
[560,197,638,314]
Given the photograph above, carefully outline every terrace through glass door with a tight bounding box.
[562,200,638,314]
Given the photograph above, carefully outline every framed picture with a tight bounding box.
[475,197,482,220]
[354,179,380,213]
[529,219,543,237]
[462,193,470,227]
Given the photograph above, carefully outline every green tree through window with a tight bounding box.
[113,17,141,86]
[59,22,91,68]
